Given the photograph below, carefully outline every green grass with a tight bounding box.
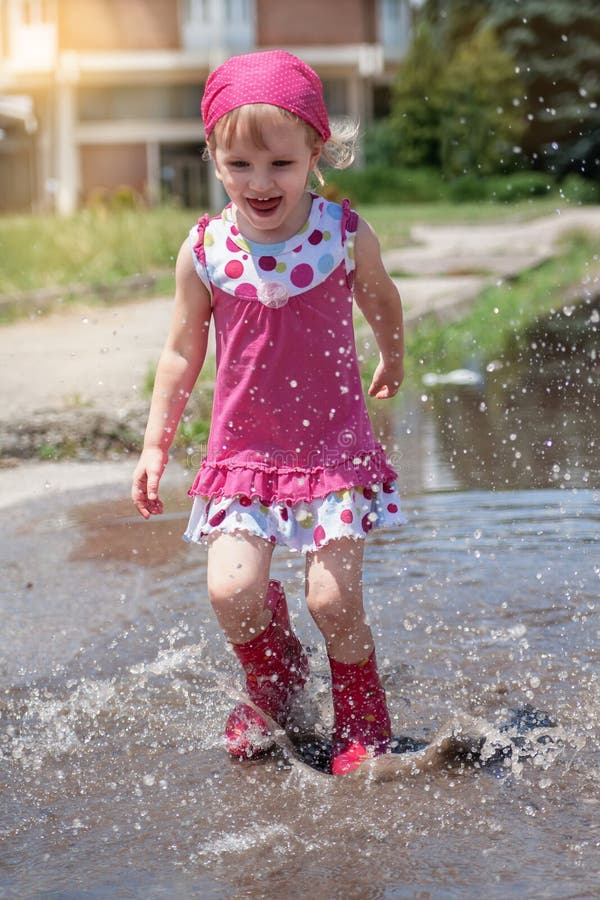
[405,233,599,382]
[0,205,191,295]
[1,198,595,398]
[2,199,595,456]
[0,197,567,297]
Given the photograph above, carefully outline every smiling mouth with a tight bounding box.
[247,197,281,214]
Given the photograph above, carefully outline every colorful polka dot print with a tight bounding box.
[190,195,357,307]
[184,482,406,554]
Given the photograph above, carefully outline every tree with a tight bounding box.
[388,19,524,178]
[486,0,600,173]
[388,21,445,169]
[439,28,525,177]
[417,0,600,174]
[421,0,489,53]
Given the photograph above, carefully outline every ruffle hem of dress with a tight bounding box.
[184,482,406,554]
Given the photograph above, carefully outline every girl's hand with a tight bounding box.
[131,447,169,519]
[367,355,404,400]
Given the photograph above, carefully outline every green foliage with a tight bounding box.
[406,233,598,379]
[439,28,525,177]
[484,172,555,203]
[389,21,524,178]
[447,171,554,203]
[389,21,446,169]
[419,0,600,171]
[363,120,401,168]
[558,174,600,205]
[328,167,599,209]
[422,0,489,52]
[328,166,447,204]
[0,205,191,294]
[487,1,600,164]
[177,417,211,448]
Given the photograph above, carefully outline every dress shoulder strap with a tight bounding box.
[189,213,212,296]
[192,212,211,266]
[340,198,358,289]
[341,198,358,244]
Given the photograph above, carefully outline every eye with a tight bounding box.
[273,160,293,167]
[229,160,249,169]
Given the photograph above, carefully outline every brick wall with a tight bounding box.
[80,143,147,201]
[58,0,180,51]
[256,0,376,46]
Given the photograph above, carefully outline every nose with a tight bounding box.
[248,166,274,193]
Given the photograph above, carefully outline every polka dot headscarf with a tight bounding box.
[201,50,331,143]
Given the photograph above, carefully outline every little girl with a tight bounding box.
[132,50,405,775]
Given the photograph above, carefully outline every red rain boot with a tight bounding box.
[225,580,309,759]
[329,650,391,775]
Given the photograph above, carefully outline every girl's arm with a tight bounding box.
[353,217,405,399]
[131,238,212,519]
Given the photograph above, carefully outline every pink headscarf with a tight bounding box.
[201,50,331,143]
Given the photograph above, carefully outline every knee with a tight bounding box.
[306,584,363,633]
[207,566,266,612]
[207,568,271,639]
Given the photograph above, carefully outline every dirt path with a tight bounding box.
[1,206,599,506]
[1,295,173,419]
[387,206,600,323]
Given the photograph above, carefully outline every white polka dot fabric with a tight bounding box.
[201,50,330,142]
[189,195,355,306]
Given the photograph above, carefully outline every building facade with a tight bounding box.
[0,0,413,214]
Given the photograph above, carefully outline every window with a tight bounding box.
[182,0,211,23]
[183,0,250,25]
[323,80,348,118]
[182,0,253,52]
[19,0,53,26]
[79,85,203,122]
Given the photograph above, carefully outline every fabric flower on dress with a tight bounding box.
[258,281,289,308]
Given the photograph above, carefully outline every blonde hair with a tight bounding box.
[207,103,358,185]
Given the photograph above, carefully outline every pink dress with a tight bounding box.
[184,195,405,553]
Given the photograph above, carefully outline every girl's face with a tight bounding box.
[211,108,322,244]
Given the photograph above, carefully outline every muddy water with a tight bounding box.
[1,368,599,898]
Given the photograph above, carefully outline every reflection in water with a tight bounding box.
[396,319,599,494]
[426,367,598,491]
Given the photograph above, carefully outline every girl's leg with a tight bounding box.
[207,531,275,644]
[207,531,308,758]
[304,537,371,662]
[305,537,391,774]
